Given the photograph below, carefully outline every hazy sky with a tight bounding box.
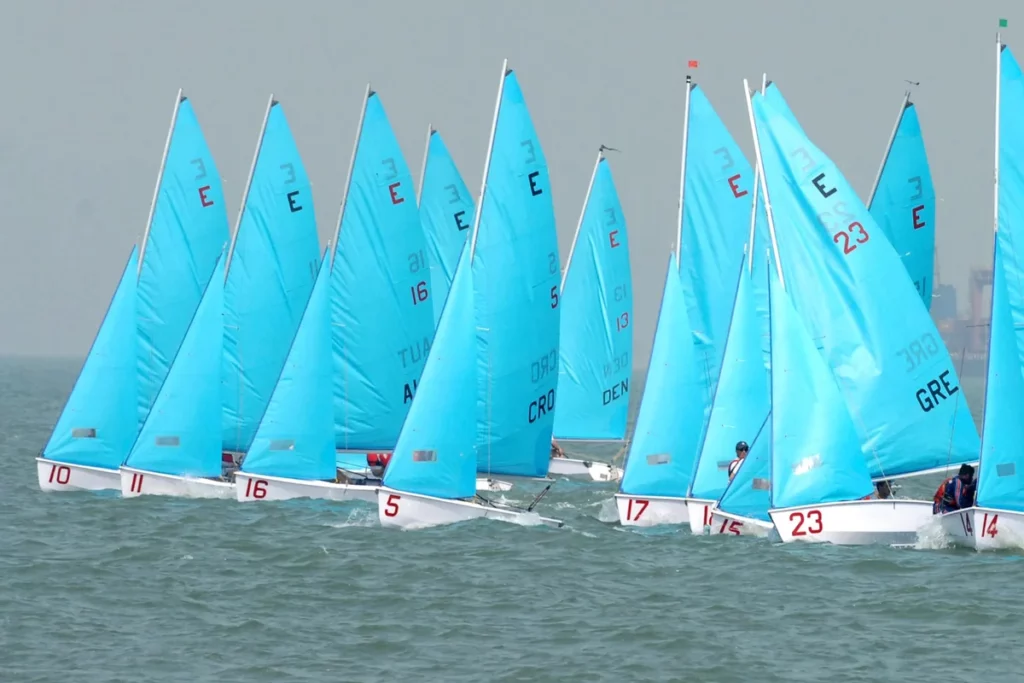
[0,2,1012,361]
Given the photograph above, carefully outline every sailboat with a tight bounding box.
[940,37,1024,549]
[222,96,321,473]
[38,90,229,492]
[748,79,955,542]
[416,125,475,326]
[866,90,936,308]
[377,61,563,529]
[121,252,232,498]
[550,148,631,483]
[615,75,759,526]
[236,247,354,501]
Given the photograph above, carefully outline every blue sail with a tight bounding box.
[679,84,761,403]
[331,90,435,451]
[976,44,1024,512]
[620,254,706,496]
[43,247,139,470]
[689,260,771,501]
[770,279,874,510]
[717,419,772,521]
[472,69,561,478]
[125,253,225,477]
[242,248,335,481]
[137,94,230,427]
[867,100,935,307]
[384,247,478,499]
[553,154,633,440]
[754,84,979,479]
[222,99,321,453]
[418,127,475,324]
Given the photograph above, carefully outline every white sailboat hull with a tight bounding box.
[940,507,1024,550]
[548,457,622,482]
[614,493,690,526]
[377,487,562,530]
[476,477,514,492]
[119,466,235,499]
[37,458,120,492]
[235,471,377,503]
[708,507,775,537]
[770,499,933,545]
[685,499,773,537]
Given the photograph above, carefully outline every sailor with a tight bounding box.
[875,480,893,499]
[367,452,392,479]
[932,464,975,514]
[551,438,567,459]
[727,442,749,481]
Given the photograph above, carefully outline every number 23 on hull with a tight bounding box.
[769,499,933,546]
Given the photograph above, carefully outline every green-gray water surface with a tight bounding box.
[1,358,1017,682]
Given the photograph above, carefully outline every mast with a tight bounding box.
[981,32,1004,439]
[560,148,604,291]
[469,59,509,263]
[743,77,786,290]
[416,123,434,207]
[224,94,275,278]
[866,89,913,209]
[138,89,185,278]
[745,75,768,274]
[331,83,373,267]
[675,75,693,269]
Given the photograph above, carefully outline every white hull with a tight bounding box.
[119,467,235,499]
[476,477,514,492]
[235,471,377,503]
[37,458,120,492]
[377,487,563,530]
[940,506,1024,550]
[686,500,772,537]
[548,457,622,482]
[614,493,689,527]
[770,499,933,545]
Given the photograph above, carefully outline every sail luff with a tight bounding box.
[224,94,274,278]
[137,89,184,278]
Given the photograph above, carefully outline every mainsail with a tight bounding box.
[553,151,633,441]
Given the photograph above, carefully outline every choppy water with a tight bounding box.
[1,357,1017,683]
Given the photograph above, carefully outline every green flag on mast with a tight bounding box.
[1000,18,1008,28]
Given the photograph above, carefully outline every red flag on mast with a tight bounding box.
[688,59,699,68]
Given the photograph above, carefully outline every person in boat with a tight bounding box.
[932,464,975,514]
[367,452,392,479]
[875,480,893,499]
[551,438,567,459]
[727,441,748,481]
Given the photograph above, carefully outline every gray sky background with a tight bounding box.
[0,2,1011,362]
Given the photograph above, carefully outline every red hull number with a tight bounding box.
[789,510,823,536]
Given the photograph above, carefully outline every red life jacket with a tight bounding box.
[367,452,392,468]
[933,477,955,507]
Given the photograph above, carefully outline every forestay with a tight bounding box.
[976,44,1024,512]
[42,248,139,470]
[137,93,230,427]
[383,247,478,499]
[332,90,436,450]
[471,69,561,478]
[867,98,936,307]
[769,276,874,510]
[243,248,335,482]
[553,153,633,441]
[124,253,225,478]
[418,127,475,325]
[620,255,706,497]
[753,84,979,480]
[222,98,321,453]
